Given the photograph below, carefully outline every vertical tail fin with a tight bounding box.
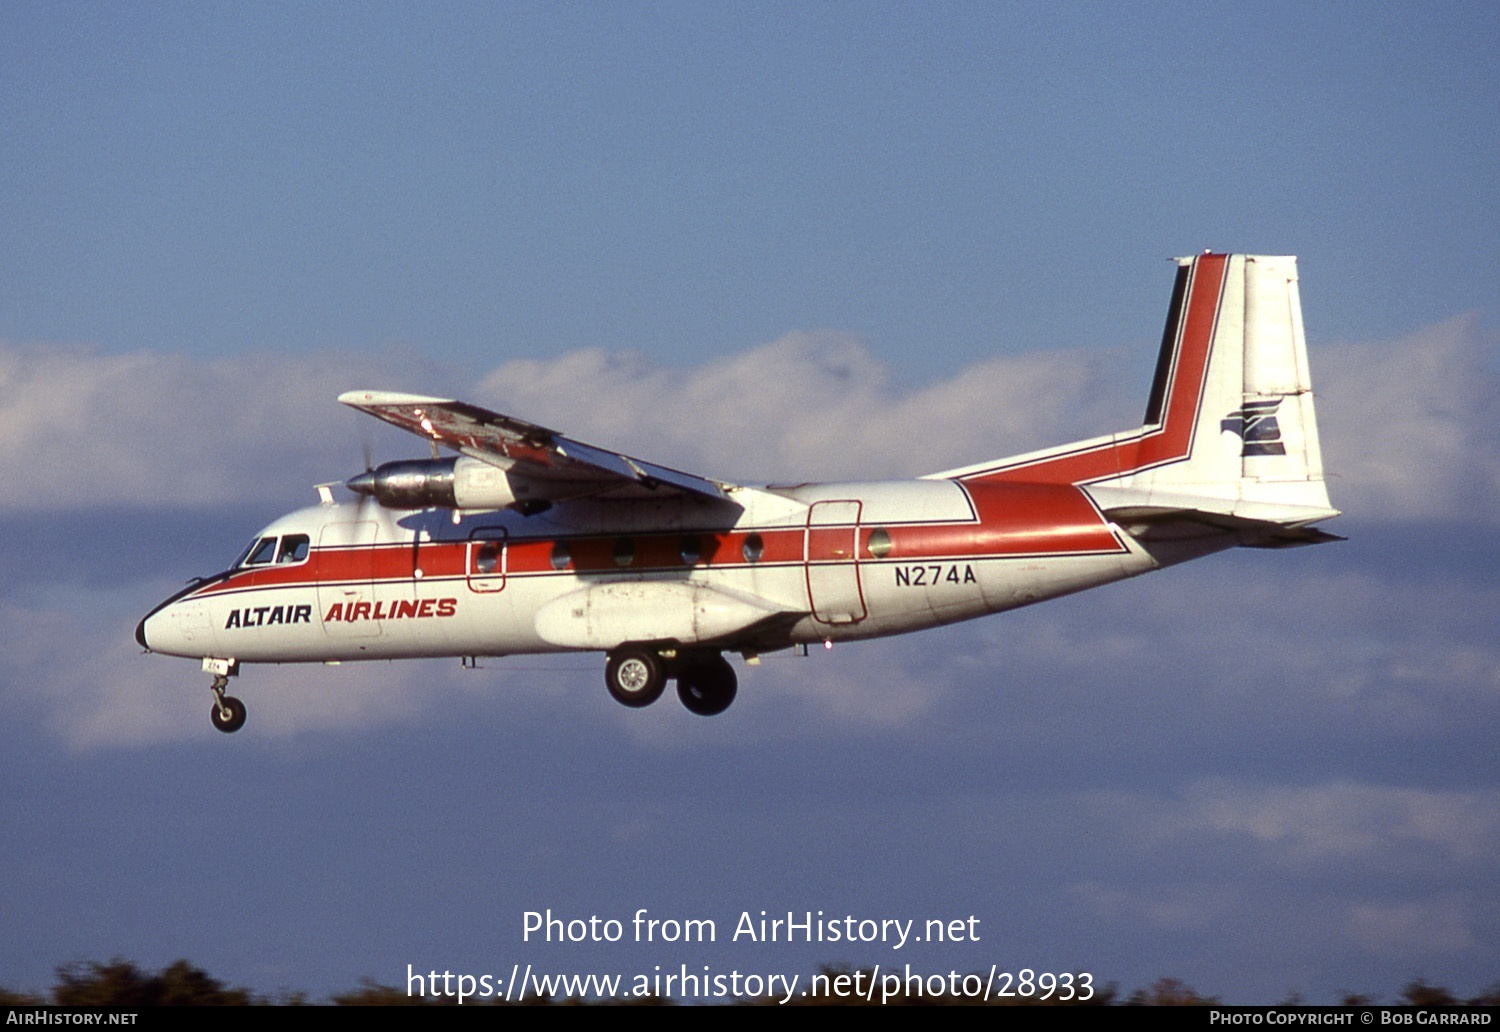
[1103,253,1337,523]
[942,253,1338,531]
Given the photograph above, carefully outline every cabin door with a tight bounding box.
[316,521,382,638]
[805,500,866,625]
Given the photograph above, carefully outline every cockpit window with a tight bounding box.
[232,538,259,568]
[237,534,310,568]
[243,537,278,566]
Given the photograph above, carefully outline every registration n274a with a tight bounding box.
[893,564,977,587]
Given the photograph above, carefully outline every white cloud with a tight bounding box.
[2,315,1494,521]
[0,343,422,512]
[0,596,447,750]
[0,332,1137,510]
[949,551,1500,750]
[1314,315,1500,523]
[1072,880,1242,933]
[1071,781,1497,956]
[1185,782,1500,867]
[1095,780,1500,871]
[1347,899,1481,955]
[4,318,1497,753]
[471,331,1126,484]
[1073,880,1487,962]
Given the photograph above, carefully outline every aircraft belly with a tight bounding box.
[856,560,986,635]
[976,553,1139,610]
[454,574,560,654]
[842,550,1147,642]
[340,575,555,658]
[533,578,796,650]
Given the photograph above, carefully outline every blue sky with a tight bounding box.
[2,2,1497,1004]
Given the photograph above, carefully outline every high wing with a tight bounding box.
[339,390,732,503]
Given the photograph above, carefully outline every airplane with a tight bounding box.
[137,253,1341,733]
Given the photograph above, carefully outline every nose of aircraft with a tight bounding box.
[135,582,214,658]
[135,597,180,654]
[135,600,189,657]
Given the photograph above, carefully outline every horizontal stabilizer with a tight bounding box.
[1105,504,1346,548]
[1087,484,1339,529]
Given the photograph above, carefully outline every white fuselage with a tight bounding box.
[137,477,1164,666]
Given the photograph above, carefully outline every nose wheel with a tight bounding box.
[209,674,247,734]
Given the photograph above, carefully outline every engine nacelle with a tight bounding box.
[452,457,523,509]
[346,457,521,511]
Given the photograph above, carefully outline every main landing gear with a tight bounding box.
[676,654,737,717]
[604,647,738,717]
[205,660,246,734]
[605,648,667,708]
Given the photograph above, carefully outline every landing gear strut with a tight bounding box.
[208,673,247,734]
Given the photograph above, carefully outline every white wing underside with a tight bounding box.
[339,390,731,503]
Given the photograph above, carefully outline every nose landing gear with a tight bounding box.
[203,659,246,734]
[210,685,247,734]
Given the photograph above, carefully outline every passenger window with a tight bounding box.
[476,541,500,574]
[244,537,278,566]
[277,535,310,563]
[742,534,764,563]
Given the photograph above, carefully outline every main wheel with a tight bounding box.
[605,648,666,708]
[676,655,737,717]
[210,695,247,734]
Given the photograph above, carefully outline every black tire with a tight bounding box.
[605,648,666,708]
[211,695,247,734]
[676,655,737,717]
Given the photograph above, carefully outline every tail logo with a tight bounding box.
[1221,398,1287,456]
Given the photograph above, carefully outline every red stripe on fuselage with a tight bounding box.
[189,482,1124,602]
[886,482,1121,558]
[965,253,1228,487]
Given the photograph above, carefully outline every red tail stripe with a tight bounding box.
[967,253,1229,486]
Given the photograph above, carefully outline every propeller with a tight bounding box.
[344,421,378,517]
[340,416,466,519]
